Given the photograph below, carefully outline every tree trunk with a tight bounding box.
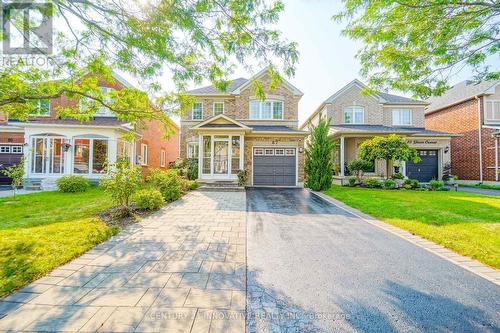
[386,160,391,179]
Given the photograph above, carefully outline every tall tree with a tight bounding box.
[304,116,336,191]
[358,134,420,178]
[0,0,298,132]
[334,0,500,98]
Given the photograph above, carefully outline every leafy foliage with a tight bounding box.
[147,169,183,202]
[429,179,445,191]
[100,158,142,211]
[0,157,25,198]
[391,172,404,180]
[56,175,91,193]
[404,178,420,189]
[1,1,298,129]
[334,1,500,97]
[358,135,420,179]
[133,188,164,211]
[305,116,336,191]
[347,159,373,182]
[170,159,198,181]
[347,177,357,187]
[363,177,382,188]
[237,170,249,186]
[383,179,396,189]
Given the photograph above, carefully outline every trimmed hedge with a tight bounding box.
[133,188,164,210]
[56,176,91,193]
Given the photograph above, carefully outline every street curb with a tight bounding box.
[309,189,500,287]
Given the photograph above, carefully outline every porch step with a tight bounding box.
[197,180,245,192]
[41,178,58,191]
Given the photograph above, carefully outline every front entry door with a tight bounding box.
[213,141,229,175]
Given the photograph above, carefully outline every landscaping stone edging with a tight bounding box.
[310,190,500,287]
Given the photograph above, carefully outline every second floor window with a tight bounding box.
[250,100,283,120]
[344,106,364,124]
[485,100,500,122]
[192,102,203,120]
[392,109,412,126]
[80,87,114,117]
[213,102,224,115]
[31,99,50,116]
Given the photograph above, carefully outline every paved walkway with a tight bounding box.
[246,188,500,333]
[453,185,500,196]
[0,191,247,332]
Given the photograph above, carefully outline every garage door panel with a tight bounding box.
[253,148,296,186]
[406,149,438,182]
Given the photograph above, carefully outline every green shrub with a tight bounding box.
[363,177,382,188]
[237,170,249,186]
[383,179,396,189]
[187,180,199,190]
[170,158,198,180]
[100,158,142,210]
[429,179,444,191]
[404,178,420,189]
[147,169,182,202]
[133,188,164,210]
[391,172,404,180]
[347,159,373,181]
[403,184,413,190]
[56,175,91,193]
[347,177,357,187]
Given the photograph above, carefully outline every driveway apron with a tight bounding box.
[246,188,500,333]
[0,191,246,332]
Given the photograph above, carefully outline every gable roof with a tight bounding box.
[186,68,303,96]
[300,79,425,129]
[426,80,500,113]
[191,114,250,130]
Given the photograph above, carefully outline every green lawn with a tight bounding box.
[0,188,117,296]
[324,186,500,268]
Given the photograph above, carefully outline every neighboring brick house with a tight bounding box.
[426,80,500,183]
[301,79,453,183]
[180,68,307,186]
[0,73,179,188]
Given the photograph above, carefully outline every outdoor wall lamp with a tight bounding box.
[444,146,449,154]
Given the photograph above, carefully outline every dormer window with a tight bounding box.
[250,100,283,120]
[344,106,364,124]
[392,109,412,126]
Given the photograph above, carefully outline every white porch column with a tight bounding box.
[64,138,72,175]
[108,137,117,165]
[198,134,203,179]
[23,135,30,178]
[240,134,244,170]
[495,136,499,182]
[340,136,345,177]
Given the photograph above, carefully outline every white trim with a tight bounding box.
[495,136,499,182]
[212,101,224,116]
[191,114,251,130]
[186,142,199,159]
[484,100,500,123]
[340,136,345,177]
[160,149,166,167]
[477,97,483,182]
[343,106,365,124]
[249,100,284,120]
[192,102,203,120]
[392,109,413,126]
[140,143,148,166]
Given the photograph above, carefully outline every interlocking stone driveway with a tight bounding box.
[0,191,246,332]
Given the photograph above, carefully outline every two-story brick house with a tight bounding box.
[301,80,453,183]
[425,80,500,184]
[180,69,307,187]
[0,73,179,188]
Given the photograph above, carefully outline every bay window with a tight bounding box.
[250,100,283,120]
[392,109,412,126]
[344,106,364,124]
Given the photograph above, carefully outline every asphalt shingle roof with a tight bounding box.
[330,124,451,136]
[426,80,500,113]
[187,78,248,95]
[378,92,426,104]
[9,118,128,127]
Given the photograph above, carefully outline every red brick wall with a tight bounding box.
[0,132,24,144]
[425,97,499,181]
[136,120,179,175]
[425,98,481,180]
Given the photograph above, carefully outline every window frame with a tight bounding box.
[11,146,23,154]
[213,101,224,116]
[485,100,500,122]
[392,109,413,126]
[72,137,109,175]
[249,100,284,120]
[160,149,166,167]
[140,143,148,166]
[192,102,203,120]
[343,106,365,124]
[30,99,50,117]
[187,142,199,159]
[0,145,11,153]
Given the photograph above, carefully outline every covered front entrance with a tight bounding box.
[200,134,244,180]
[406,149,439,182]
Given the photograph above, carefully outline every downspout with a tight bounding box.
[476,96,483,182]
[495,135,499,182]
